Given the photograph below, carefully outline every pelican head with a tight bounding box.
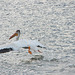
[9,30,20,41]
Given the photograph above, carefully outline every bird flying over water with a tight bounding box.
[0,30,46,54]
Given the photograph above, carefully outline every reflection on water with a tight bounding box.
[50,58,59,62]
[30,55,44,61]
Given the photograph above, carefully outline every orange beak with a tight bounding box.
[9,33,18,40]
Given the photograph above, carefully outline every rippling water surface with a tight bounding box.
[0,0,75,75]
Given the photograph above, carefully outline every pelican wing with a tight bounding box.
[0,40,29,53]
[0,39,46,53]
[0,43,14,53]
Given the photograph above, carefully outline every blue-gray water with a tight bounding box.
[0,0,75,75]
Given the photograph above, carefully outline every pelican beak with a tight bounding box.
[9,32,18,40]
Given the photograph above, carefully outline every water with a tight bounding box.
[0,0,75,75]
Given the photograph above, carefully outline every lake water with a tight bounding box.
[0,0,75,75]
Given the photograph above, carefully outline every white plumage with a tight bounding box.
[0,30,46,54]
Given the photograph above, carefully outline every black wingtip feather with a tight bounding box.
[0,48,13,53]
[37,45,46,49]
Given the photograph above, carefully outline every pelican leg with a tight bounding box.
[38,50,42,53]
[28,46,32,54]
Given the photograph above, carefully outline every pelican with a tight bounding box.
[9,30,46,53]
[0,30,46,54]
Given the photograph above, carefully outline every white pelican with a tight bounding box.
[9,30,46,53]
